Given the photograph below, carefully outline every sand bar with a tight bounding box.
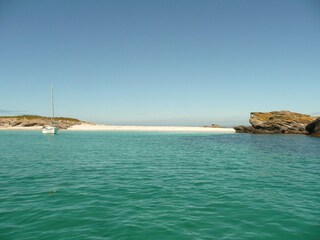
[0,124,235,133]
[67,123,236,133]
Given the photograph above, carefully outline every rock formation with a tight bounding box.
[0,115,87,129]
[234,111,316,134]
[204,124,223,128]
[305,118,320,136]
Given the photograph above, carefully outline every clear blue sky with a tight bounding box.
[1,0,319,126]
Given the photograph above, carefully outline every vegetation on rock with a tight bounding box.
[0,115,85,129]
[235,111,316,134]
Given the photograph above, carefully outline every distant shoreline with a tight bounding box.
[0,123,235,133]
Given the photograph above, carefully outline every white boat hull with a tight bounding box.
[42,126,58,134]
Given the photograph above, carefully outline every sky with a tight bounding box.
[0,0,319,126]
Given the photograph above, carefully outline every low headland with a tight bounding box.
[0,115,235,133]
[234,111,320,137]
[0,115,85,130]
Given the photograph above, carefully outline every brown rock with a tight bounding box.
[204,124,223,128]
[0,115,87,129]
[234,111,316,134]
[234,126,254,133]
[306,118,320,135]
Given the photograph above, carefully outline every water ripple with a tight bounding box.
[0,132,319,239]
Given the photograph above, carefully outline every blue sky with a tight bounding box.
[1,0,319,126]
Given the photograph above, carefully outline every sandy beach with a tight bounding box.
[0,123,235,133]
[67,123,236,133]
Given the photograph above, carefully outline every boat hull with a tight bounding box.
[42,126,58,134]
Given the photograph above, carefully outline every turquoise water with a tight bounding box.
[0,131,319,240]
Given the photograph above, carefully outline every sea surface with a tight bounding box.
[0,131,319,240]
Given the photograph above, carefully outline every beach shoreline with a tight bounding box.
[0,123,235,133]
[68,123,236,132]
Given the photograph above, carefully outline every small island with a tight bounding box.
[234,111,320,136]
[0,115,86,129]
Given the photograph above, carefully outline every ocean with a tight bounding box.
[0,131,319,239]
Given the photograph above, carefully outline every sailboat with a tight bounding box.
[42,85,58,134]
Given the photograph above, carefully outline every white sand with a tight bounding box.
[67,123,236,133]
[0,123,235,133]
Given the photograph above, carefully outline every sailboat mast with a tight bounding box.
[51,84,55,125]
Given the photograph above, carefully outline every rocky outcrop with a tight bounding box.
[234,126,255,133]
[204,124,223,128]
[0,115,87,129]
[234,111,316,134]
[306,118,320,136]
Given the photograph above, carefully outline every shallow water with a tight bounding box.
[0,131,319,239]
